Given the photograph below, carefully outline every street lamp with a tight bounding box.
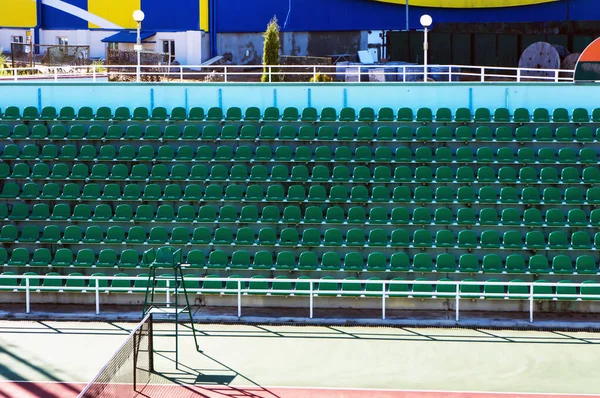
[133,10,145,82]
[420,14,432,82]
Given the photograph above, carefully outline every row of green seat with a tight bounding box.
[2,272,597,300]
[1,247,598,274]
[1,223,598,249]
[4,162,598,184]
[4,202,600,228]
[3,143,598,165]
[3,123,600,142]
[3,182,599,205]
[1,105,598,123]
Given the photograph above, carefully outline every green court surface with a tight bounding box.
[1,320,600,397]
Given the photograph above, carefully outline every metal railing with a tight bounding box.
[0,63,575,83]
[1,274,598,322]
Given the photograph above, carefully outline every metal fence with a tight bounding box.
[0,63,575,83]
[2,274,598,323]
[10,43,90,67]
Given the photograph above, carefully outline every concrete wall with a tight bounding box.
[217,31,368,64]
[2,292,599,315]
[1,82,600,113]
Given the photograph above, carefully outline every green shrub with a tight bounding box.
[0,49,8,76]
[261,17,280,82]
[91,59,107,73]
[309,73,333,82]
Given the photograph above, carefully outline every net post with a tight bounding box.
[148,313,154,372]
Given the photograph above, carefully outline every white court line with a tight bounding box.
[1,380,599,397]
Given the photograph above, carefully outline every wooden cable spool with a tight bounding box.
[518,42,561,78]
[561,53,581,71]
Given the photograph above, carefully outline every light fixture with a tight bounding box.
[133,10,145,23]
[420,14,432,28]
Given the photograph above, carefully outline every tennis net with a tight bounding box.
[78,313,154,398]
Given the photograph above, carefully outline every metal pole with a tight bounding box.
[529,284,534,323]
[166,279,170,308]
[175,273,179,369]
[26,277,30,314]
[381,282,386,320]
[405,0,409,31]
[136,21,141,82]
[455,283,460,322]
[309,281,313,319]
[237,280,241,318]
[423,27,428,82]
[95,279,100,315]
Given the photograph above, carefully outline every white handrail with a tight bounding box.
[0,63,576,83]
[2,274,599,321]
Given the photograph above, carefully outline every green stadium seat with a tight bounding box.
[8,204,28,221]
[341,107,357,121]
[167,107,186,121]
[572,107,589,123]
[389,252,409,271]
[413,253,433,272]
[281,107,298,121]
[576,256,597,274]
[551,108,569,122]
[320,107,337,122]
[341,277,363,297]
[22,106,39,121]
[263,107,280,121]
[204,107,222,122]
[187,107,205,121]
[301,107,318,122]
[228,250,250,269]
[416,107,432,123]
[83,226,104,243]
[366,252,387,271]
[358,107,375,121]
[474,126,492,141]
[532,108,550,122]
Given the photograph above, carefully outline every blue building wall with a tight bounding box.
[214,0,600,33]
[18,0,600,33]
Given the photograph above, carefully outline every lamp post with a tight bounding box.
[420,14,432,82]
[133,10,145,82]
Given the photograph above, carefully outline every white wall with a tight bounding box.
[0,28,32,54]
[36,29,204,64]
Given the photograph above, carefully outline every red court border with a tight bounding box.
[1,381,600,398]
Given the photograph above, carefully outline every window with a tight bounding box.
[108,43,119,51]
[162,40,175,62]
[11,36,23,44]
[56,37,69,46]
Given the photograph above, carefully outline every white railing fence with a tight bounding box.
[0,64,575,83]
[1,274,598,322]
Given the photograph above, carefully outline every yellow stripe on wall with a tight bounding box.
[0,0,37,28]
[200,0,209,31]
[372,0,557,7]
[88,0,141,29]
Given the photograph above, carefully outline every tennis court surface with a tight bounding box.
[1,320,599,398]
